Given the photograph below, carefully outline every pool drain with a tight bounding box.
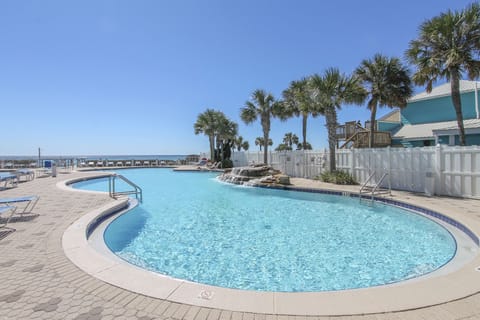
[198,290,214,300]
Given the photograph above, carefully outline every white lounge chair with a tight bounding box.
[116,161,123,166]
[15,169,35,181]
[125,161,132,166]
[97,161,104,167]
[107,161,114,167]
[0,196,40,215]
[0,173,18,188]
[143,161,150,166]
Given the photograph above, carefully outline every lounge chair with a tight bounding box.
[135,161,141,166]
[116,161,123,166]
[88,161,95,167]
[15,169,35,181]
[97,161,104,167]
[125,161,132,166]
[0,172,18,188]
[0,196,39,215]
[143,161,150,166]
[107,161,114,167]
[0,206,16,230]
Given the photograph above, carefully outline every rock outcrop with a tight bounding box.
[218,165,290,186]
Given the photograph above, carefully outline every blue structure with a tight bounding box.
[377,80,480,147]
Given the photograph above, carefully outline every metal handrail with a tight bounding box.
[371,173,389,200]
[359,172,376,194]
[359,171,390,202]
[108,174,143,203]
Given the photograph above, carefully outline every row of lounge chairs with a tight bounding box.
[83,160,162,167]
[0,169,36,189]
[0,195,39,231]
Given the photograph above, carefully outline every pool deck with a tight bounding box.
[0,170,480,319]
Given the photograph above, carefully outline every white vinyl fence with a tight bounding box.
[229,145,480,199]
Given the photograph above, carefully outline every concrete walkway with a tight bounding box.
[0,171,479,319]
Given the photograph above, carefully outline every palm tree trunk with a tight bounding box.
[262,115,270,165]
[368,99,377,148]
[209,135,215,161]
[263,132,269,165]
[325,106,337,171]
[302,113,308,149]
[450,73,466,146]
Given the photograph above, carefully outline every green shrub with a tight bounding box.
[221,159,233,168]
[319,170,357,185]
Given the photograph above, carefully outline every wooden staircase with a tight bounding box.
[339,131,391,149]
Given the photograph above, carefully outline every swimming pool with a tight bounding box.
[73,168,457,292]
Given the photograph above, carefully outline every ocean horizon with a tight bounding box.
[0,154,191,161]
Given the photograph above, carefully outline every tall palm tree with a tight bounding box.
[255,137,272,151]
[355,54,413,147]
[282,132,299,149]
[282,78,319,149]
[240,89,283,164]
[406,3,480,146]
[309,68,366,171]
[194,109,218,160]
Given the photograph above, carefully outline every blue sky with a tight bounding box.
[0,1,474,156]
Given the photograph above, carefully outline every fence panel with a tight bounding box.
[227,145,480,199]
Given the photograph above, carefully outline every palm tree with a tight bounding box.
[240,89,283,164]
[297,141,312,150]
[282,132,299,149]
[254,137,272,151]
[406,3,480,146]
[282,78,319,149]
[194,109,218,160]
[234,136,244,151]
[233,136,250,151]
[241,140,250,151]
[309,68,366,171]
[355,54,413,147]
[215,115,238,163]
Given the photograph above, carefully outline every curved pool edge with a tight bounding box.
[60,174,480,316]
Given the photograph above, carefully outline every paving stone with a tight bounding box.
[16,243,34,249]
[0,239,12,245]
[23,263,45,272]
[0,259,17,267]
[33,297,62,312]
[0,289,26,303]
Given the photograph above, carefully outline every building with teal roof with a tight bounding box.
[377,80,480,147]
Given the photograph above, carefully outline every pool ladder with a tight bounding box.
[108,174,143,203]
[359,171,391,202]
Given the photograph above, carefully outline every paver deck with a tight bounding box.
[0,170,479,319]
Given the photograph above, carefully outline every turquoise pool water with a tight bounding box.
[73,168,456,292]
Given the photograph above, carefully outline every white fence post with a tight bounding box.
[435,144,443,196]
